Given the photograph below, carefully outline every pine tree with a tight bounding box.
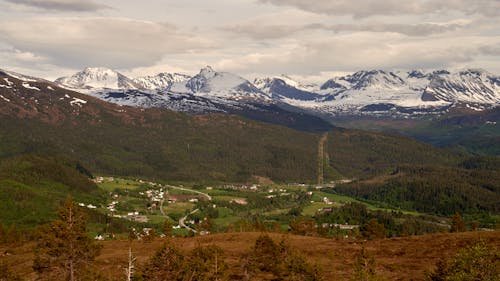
[33,198,101,281]
[450,213,466,233]
[162,220,173,237]
[351,247,384,281]
[427,240,499,281]
[140,242,186,281]
[0,223,6,244]
[186,245,227,281]
[7,224,20,244]
[362,219,387,240]
[244,234,324,280]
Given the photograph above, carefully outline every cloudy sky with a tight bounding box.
[0,0,499,82]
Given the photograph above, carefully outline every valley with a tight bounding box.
[2,1,500,279]
[0,68,498,280]
[83,176,436,239]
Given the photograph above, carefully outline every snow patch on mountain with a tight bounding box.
[0,95,10,102]
[4,71,39,82]
[171,66,271,102]
[70,97,87,107]
[133,73,191,90]
[56,67,141,91]
[22,82,40,91]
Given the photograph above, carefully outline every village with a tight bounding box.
[80,177,372,240]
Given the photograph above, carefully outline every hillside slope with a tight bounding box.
[326,129,463,178]
[0,155,104,228]
[2,231,499,280]
[0,71,467,183]
[0,71,321,182]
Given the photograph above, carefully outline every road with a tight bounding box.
[178,208,199,233]
[159,197,172,221]
[162,184,212,233]
[164,184,212,201]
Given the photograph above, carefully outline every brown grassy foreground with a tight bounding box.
[2,231,499,280]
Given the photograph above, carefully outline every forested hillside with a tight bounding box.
[326,129,463,178]
[0,155,105,228]
[335,164,500,216]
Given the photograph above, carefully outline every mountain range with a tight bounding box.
[2,66,499,154]
[53,66,500,118]
[0,68,472,181]
[1,66,498,227]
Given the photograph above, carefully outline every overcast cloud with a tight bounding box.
[5,0,109,12]
[0,17,213,70]
[0,0,498,81]
[259,0,500,18]
[222,20,474,39]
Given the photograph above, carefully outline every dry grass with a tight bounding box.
[2,231,498,280]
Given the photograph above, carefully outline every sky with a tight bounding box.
[0,0,499,82]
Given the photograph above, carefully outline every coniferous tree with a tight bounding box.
[244,234,323,280]
[162,220,173,237]
[0,223,5,244]
[362,219,387,240]
[7,224,20,243]
[33,198,101,281]
[140,242,186,281]
[427,240,499,281]
[450,213,466,233]
[186,245,228,281]
[351,247,384,281]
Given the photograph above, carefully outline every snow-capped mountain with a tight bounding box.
[320,70,405,93]
[424,69,500,104]
[88,89,230,113]
[55,67,142,91]
[171,66,270,102]
[53,66,499,118]
[133,73,191,90]
[54,66,275,114]
[258,69,500,117]
[255,75,322,101]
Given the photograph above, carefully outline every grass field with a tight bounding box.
[92,177,431,236]
[97,178,140,192]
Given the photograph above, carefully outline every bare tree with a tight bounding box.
[125,247,136,281]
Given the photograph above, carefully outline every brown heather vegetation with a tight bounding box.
[1,231,498,280]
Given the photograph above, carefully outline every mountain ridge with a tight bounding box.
[53,66,499,118]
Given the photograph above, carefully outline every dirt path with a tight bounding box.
[317,133,328,185]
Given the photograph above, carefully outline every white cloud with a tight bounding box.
[0,1,498,79]
[0,17,213,69]
[258,0,500,18]
[222,20,473,39]
[3,0,109,12]
[211,34,500,76]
